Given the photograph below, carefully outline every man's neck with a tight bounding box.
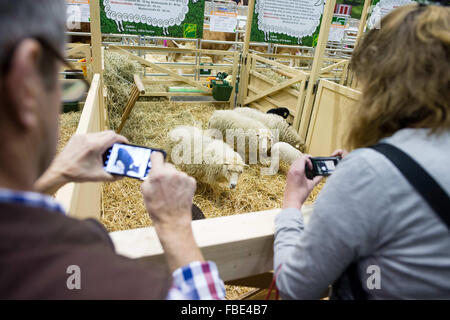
[0,131,39,192]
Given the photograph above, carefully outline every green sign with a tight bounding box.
[100,0,205,38]
[183,23,197,38]
[250,0,325,47]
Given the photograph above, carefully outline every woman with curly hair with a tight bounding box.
[274,3,450,299]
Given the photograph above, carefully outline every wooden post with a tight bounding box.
[238,0,256,105]
[90,0,105,129]
[297,0,337,140]
[354,0,371,49]
[349,0,371,88]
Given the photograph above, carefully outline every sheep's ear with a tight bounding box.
[244,164,250,167]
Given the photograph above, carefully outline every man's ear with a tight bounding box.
[4,39,42,131]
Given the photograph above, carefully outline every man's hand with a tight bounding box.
[35,131,128,194]
[141,152,204,272]
[283,156,322,210]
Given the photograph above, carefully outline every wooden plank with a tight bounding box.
[298,0,337,141]
[305,80,361,155]
[116,86,140,134]
[110,205,314,282]
[55,74,103,220]
[249,70,300,98]
[248,86,284,108]
[110,46,211,93]
[244,74,305,105]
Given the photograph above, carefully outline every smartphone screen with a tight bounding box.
[103,143,166,180]
[313,159,337,176]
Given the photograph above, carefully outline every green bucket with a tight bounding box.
[211,80,233,101]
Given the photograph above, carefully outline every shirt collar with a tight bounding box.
[0,188,66,215]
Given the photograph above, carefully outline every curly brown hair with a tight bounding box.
[346,4,450,149]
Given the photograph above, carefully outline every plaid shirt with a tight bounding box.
[0,188,225,300]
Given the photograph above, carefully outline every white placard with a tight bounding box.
[103,0,199,35]
[66,0,90,23]
[255,0,324,43]
[328,25,346,42]
[210,11,238,33]
[367,0,413,29]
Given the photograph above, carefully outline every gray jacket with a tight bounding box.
[274,128,450,299]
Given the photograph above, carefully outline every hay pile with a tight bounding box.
[104,51,143,129]
[58,111,81,153]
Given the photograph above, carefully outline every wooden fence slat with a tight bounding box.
[56,74,103,220]
[109,205,314,282]
[244,74,305,105]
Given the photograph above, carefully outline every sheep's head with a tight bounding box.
[256,130,274,154]
[222,158,246,189]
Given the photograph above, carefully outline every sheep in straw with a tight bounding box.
[207,110,275,164]
[265,142,304,175]
[233,107,305,151]
[167,126,246,189]
[271,142,304,165]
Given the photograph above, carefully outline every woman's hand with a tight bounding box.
[35,131,128,194]
[283,156,322,210]
[331,149,349,158]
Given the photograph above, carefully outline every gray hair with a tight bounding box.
[0,0,66,87]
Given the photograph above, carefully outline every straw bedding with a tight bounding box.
[101,100,323,231]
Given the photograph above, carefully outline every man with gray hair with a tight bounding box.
[0,0,225,299]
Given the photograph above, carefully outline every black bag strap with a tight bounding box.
[370,143,450,232]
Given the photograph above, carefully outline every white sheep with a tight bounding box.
[207,110,274,164]
[271,142,304,165]
[233,107,305,151]
[167,126,245,189]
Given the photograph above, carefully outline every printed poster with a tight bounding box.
[100,0,205,38]
[250,0,325,46]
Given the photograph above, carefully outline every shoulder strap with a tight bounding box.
[370,143,450,232]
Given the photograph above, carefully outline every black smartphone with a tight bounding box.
[103,143,167,180]
[305,156,342,180]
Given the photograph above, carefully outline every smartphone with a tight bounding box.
[103,143,166,180]
[305,156,342,180]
